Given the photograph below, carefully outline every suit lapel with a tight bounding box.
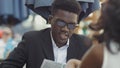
[41,28,54,61]
[66,36,82,61]
[67,39,78,61]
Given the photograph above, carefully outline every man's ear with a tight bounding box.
[48,15,53,24]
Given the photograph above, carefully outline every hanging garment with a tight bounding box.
[25,0,100,23]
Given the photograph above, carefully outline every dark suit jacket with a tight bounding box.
[0,28,92,68]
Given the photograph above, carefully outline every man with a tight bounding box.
[0,0,92,68]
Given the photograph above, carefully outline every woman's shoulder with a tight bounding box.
[80,43,104,68]
[92,43,104,60]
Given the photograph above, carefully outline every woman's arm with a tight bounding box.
[80,45,103,68]
[66,44,103,68]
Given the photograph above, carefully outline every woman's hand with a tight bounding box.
[65,59,81,68]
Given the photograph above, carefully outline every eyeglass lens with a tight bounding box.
[56,21,77,29]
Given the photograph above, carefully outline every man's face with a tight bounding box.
[49,9,78,46]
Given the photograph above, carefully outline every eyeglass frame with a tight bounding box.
[54,19,78,30]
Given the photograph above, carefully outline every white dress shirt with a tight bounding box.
[50,32,69,64]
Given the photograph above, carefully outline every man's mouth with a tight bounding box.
[60,32,69,40]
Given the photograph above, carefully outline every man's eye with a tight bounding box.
[57,21,66,26]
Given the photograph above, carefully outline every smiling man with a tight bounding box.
[0,0,92,68]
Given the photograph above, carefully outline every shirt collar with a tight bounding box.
[50,31,69,48]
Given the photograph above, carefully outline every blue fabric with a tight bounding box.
[79,0,100,20]
[4,38,15,59]
[0,0,30,20]
[26,0,100,23]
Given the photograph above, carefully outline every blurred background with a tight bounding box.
[0,0,105,62]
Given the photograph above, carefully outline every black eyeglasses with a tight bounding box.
[56,20,78,30]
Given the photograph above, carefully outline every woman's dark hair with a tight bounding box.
[94,0,120,53]
[105,0,120,52]
[51,0,81,16]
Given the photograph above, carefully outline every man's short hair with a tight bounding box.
[51,0,81,15]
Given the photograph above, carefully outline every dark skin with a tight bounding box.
[49,9,78,47]
[66,44,104,68]
[80,44,103,68]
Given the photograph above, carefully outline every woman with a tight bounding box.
[66,0,120,68]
